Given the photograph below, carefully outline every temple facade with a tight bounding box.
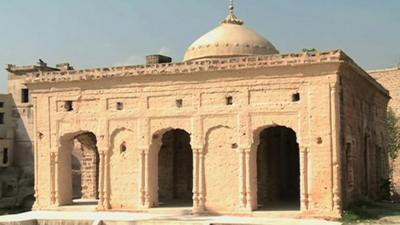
[4,1,391,219]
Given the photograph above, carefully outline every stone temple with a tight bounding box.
[0,1,396,219]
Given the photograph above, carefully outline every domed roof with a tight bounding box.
[184,1,279,61]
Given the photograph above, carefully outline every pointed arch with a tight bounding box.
[254,125,300,210]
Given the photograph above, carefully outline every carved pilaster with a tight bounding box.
[139,149,146,207]
[143,150,151,208]
[50,152,58,206]
[330,82,342,214]
[32,97,39,209]
[192,148,202,213]
[197,150,205,211]
[238,148,246,209]
[300,147,309,211]
[97,151,106,210]
[102,150,111,210]
[244,149,252,210]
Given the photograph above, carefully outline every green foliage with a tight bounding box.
[302,48,317,53]
[0,207,30,216]
[386,107,400,161]
[342,200,400,224]
[379,178,392,200]
[341,199,378,224]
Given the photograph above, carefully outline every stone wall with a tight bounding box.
[108,125,139,209]
[1,70,36,210]
[0,94,34,209]
[0,94,14,167]
[340,65,389,207]
[370,67,400,197]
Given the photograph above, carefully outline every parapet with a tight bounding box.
[6,63,59,76]
[25,50,350,84]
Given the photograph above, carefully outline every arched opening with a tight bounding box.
[257,126,300,210]
[73,132,99,201]
[56,131,100,207]
[158,129,193,206]
[71,143,82,199]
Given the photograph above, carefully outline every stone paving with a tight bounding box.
[0,210,342,225]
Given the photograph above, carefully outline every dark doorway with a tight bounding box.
[158,129,193,206]
[257,126,300,210]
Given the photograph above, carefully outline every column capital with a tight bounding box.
[192,147,203,154]
[240,145,252,151]
[300,146,310,153]
[138,147,148,154]
[243,148,252,154]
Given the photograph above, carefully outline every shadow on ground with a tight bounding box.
[0,207,31,216]
[342,200,400,224]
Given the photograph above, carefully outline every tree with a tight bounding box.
[381,107,400,199]
[386,107,400,161]
[302,48,317,53]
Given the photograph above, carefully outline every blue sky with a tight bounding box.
[0,0,399,93]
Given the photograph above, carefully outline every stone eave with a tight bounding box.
[338,58,390,98]
[368,67,400,73]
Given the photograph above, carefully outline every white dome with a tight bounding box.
[184,23,279,61]
[184,2,279,61]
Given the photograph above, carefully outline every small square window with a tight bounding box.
[65,101,73,112]
[292,93,300,102]
[0,112,4,124]
[21,88,29,103]
[226,96,233,105]
[176,99,183,108]
[2,148,8,165]
[0,102,4,108]
[116,102,124,111]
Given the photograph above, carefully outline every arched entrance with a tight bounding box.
[58,131,99,206]
[257,126,300,210]
[73,132,99,201]
[158,129,193,206]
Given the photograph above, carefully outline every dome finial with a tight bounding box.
[229,0,234,13]
[222,0,244,25]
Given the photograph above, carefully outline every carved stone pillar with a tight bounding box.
[197,150,205,211]
[139,149,146,207]
[192,148,202,213]
[300,147,309,211]
[102,150,111,210]
[97,151,106,210]
[143,150,151,208]
[50,152,58,206]
[32,97,39,209]
[331,83,342,214]
[238,148,246,209]
[244,149,252,210]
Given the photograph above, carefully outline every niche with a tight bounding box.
[120,142,127,153]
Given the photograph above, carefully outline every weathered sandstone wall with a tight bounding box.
[370,67,400,197]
